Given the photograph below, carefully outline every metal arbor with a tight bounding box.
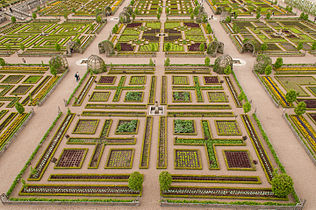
[87,55,106,74]
[49,55,68,73]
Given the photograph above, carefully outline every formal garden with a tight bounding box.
[1,0,315,207]
[0,60,68,155]
[38,0,123,16]
[0,19,105,56]
[2,59,300,207]
[208,0,294,16]
[254,58,316,165]
[223,18,316,56]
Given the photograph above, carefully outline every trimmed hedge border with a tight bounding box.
[6,111,62,197]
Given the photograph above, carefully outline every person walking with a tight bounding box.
[75,72,80,82]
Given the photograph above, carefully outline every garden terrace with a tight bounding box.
[208,0,293,16]
[165,0,196,16]
[5,65,300,206]
[223,18,316,56]
[0,64,67,154]
[39,0,123,16]
[133,0,163,16]
[0,20,104,56]
[255,64,316,164]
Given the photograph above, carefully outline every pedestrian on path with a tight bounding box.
[22,58,26,63]
[75,72,80,82]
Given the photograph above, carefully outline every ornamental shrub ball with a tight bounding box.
[159,171,172,192]
[165,58,170,66]
[285,90,297,104]
[294,101,306,116]
[224,65,232,75]
[272,170,294,198]
[205,57,210,66]
[265,64,272,75]
[274,57,283,69]
[243,102,251,113]
[11,16,16,23]
[128,172,143,191]
[0,58,5,66]
[15,102,24,114]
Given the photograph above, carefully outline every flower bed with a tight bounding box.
[48,174,131,182]
[124,91,144,102]
[162,186,284,200]
[2,75,24,84]
[129,76,146,85]
[208,92,229,103]
[98,76,116,85]
[157,116,167,169]
[223,150,255,170]
[262,76,290,107]
[73,76,95,106]
[241,115,273,181]
[171,174,261,184]
[115,120,139,135]
[204,76,220,84]
[161,76,167,105]
[172,76,189,85]
[105,149,134,169]
[148,76,156,105]
[73,119,99,135]
[55,148,88,169]
[174,149,202,170]
[289,115,316,156]
[172,91,191,102]
[140,117,153,169]
[215,120,242,136]
[20,184,140,197]
[88,92,110,102]
[174,120,195,135]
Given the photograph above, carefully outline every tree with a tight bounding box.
[294,101,306,115]
[50,66,57,77]
[238,91,245,102]
[72,8,76,13]
[243,102,251,113]
[204,57,210,66]
[159,171,172,192]
[297,42,303,51]
[32,12,37,19]
[20,43,25,51]
[190,13,194,20]
[0,58,5,66]
[225,15,231,23]
[260,43,268,52]
[11,16,16,23]
[55,43,61,51]
[116,43,121,51]
[206,23,212,33]
[15,102,24,114]
[272,170,294,198]
[165,43,171,52]
[224,65,232,75]
[128,172,143,191]
[132,13,136,20]
[199,43,205,52]
[274,57,283,69]
[157,13,161,20]
[76,39,81,45]
[266,12,271,19]
[166,7,170,14]
[256,12,261,19]
[312,42,316,50]
[149,58,154,66]
[96,15,102,23]
[164,58,170,66]
[64,13,68,20]
[285,90,297,104]
[265,64,272,75]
